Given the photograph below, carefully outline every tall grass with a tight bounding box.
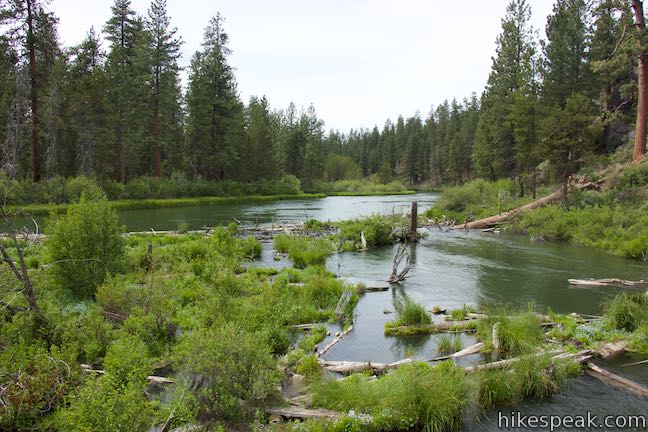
[334,215,401,251]
[603,292,648,332]
[437,334,464,354]
[273,235,334,268]
[392,297,432,327]
[476,312,543,358]
[312,361,471,432]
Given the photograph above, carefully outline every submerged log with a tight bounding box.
[385,320,478,336]
[585,362,648,398]
[265,406,342,420]
[568,278,648,288]
[318,326,353,357]
[622,358,648,368]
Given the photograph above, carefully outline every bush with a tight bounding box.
[46,192,125,298]
[174,323,281,421]
[64,176,102,203]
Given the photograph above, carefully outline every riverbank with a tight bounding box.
[6,193,328,216]
[424,166,648,261]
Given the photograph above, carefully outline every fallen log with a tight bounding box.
[462,349,572,373]
[385,320,478,336]
[428,342,485,362]
[291,323,318,330]
[585,362,648,398]
[622,358,648,367]
[319,357,415,374]
[454,189,565,230]
[265,406,342,420]
[80,364,175,384]
[568,278,648,288]
[318,326,353,357]
[597,340,628,359]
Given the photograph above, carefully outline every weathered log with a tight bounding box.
[462,349,570,373]
[428,342,485,362]
[318,326,353,357]
[568,278,648,288]
[265,406,342,420]
[597,340,628,359]
[291,323,317,330]
[586,362,648,398]
[80,364,175,384]
[385,320,478,336]
[622,358,648,367]
[319,357,415,374]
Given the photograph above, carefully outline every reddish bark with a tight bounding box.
[631,0,648,161]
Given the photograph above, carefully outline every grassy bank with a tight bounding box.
[7,193,327,216]
[307,179,414,196]
[425,164,648,260]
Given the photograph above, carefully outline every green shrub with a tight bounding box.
[174,323,281,421]
[64,176,102,203]
[46,192,125,298]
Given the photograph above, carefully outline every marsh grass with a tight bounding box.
[273,235,334,268]
[312,361,471,432]
[393,298,432,326]
[602,292,648,332]
[437,334,464,354]
[476,312,543,358]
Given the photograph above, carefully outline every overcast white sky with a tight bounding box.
[50,0,556,132]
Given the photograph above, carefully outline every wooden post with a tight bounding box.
[409,202,418,241]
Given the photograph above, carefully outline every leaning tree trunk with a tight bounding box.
[632,0,648,161]
[26,0,40,182]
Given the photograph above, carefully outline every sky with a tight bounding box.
[50,0,556,132]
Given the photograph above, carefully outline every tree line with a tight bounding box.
[0,0,646,193]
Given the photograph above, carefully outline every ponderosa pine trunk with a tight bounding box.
[26,0,40,182]
[632,0,648,161]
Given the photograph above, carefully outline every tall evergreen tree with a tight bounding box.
[186,13,243,179]
[146,0,182,177]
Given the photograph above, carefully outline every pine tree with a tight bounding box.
[473,0,537,182]
[146,0,182,177]
[186,13,243,179]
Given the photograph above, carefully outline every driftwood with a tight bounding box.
[568,278,648,288]
[622,358,648,367]
[266,406,342,420]
[291,324,318,330]
[80,364,174,384]
[597,340,628,359]
[385,320,478,335]
[334,289,354,319]
[428,342,485,362]
[387,243,412,283]
[585,362,648,398]
[319,357,415,374]
[318,326,353,357]
[462,349,571,373]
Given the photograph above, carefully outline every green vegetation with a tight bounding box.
[311,361,471,432]
[273,235,334,268]
[390,297,432,327]
[602,293,648,332]
[46,192,125,298]
[475,312,544,358]
[309,179,413,196]
[334,215,402,251]
[437,334,464,354]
